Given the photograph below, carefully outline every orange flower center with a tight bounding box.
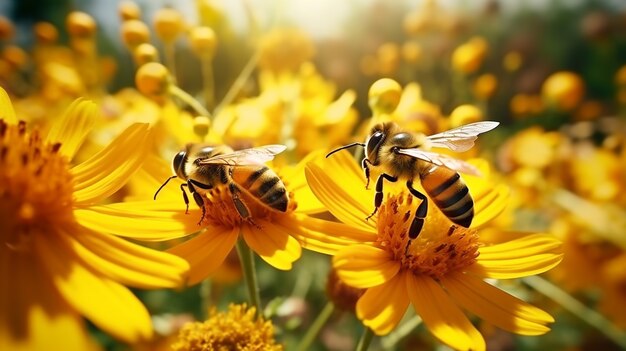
[376,192,480,279]
[200,184,297,228]
[0,120,74,251]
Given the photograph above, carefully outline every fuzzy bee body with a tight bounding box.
[327,121,498,241]
[155,144,288,224]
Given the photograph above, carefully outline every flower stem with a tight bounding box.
[236,238,262,317]
[381,315,422,349]
[168,85,212,119]
[164,43,177,85]
[295,302,335,351]
[523,275,626,349]
[213,50,260,117]
[356,326,374,351]
[201,57,215,110]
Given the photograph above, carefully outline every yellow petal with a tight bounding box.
[74,200,201,241]
[407,274,486,351]
[443,272,554,335]
[333,245,400,288]
[0,86,17,124]
[66,225,189,288]
[472,184,509,228]
[168,227,239,285]
[478,234,562,260]
[469,234,564,279]
[34,232,153,343]
[242,221,302,270]
[126,153,181,202]
[45,99,97,160]
[279,150,326,214]
[72,123,151,205]
[305,162,375,232]
[280,214,376,255]
[0,246,98,351]
[356,272,410,335]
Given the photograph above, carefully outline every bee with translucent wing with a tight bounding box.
[327,121,499,242]
[155,144,288,224]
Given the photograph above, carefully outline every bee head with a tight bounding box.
[172,149,187,179]
[366,130,386,164]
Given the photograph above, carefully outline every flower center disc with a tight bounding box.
[0,120,74,251]
[200,185,296,228]
[376,192,480,279]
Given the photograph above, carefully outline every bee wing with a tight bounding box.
[198,144,287,166]
[396,148,482,176]
[427,121,499,152]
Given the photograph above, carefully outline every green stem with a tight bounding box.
[213,50,260,117]
[165,43,177,85]
[168,85,212,119]
[356,326,374,351]
[381,315,422,349]
[295,302,335,351]
[201,57,215,110]
[199,278,212,319]
[236,238,262,317]
[523,275,626,349]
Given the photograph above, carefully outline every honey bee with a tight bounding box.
[327,121,499,241]
[154,144,289,224]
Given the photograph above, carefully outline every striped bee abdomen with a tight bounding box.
[232,165,289,212]
[419,166,474,227]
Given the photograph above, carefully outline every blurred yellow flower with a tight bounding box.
[0,92,190,349]
[472,73,498,100]
[305,151,562,350]
[541,71,586,111]
[101,148,369,285]
[211,62,357,158]
[451,36,488,74]
[172,304,282,351]
[258,28,315,74]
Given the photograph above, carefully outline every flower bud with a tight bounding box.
[368,78,402,115]
[133,43,160,66]
[135,62,170,97]
[121,19,150,50]
[154,7,184,43]
[66,11,96,38]
[34,22,58,44]
[189,26,217,59]
[119,1,141,21]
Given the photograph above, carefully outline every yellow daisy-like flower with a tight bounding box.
[172,304,282,351]
[0,92,189,349]
[83,149,371,286]
[305,151,563,351]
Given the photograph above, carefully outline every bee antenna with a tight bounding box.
[154,175,178,200]
[326,142,365,158]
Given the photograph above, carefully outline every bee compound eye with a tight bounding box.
[366,131,385,160]
[173,151,186,177]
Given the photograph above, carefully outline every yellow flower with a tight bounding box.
[451,36,488,74]
[0,92,190,349]
[91,149,370,286]
[541,71,585,111]
[172,304,282,351]
[258,28,315,74]
[305,151,563,350]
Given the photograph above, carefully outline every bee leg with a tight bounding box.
[366,173,398,221]
[179,183,191,214]
[229,183,259,228]
[187,181,207,225]
[361,158,372,189]
[406,180,428,240]
[404,180,428,255]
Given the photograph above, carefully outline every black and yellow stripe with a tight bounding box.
[420,166,473,227]
[232,165,289,212]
